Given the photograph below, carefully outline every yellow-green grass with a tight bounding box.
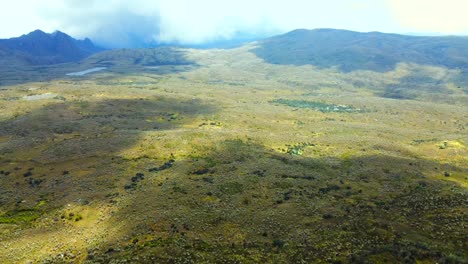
[0,46,466,263]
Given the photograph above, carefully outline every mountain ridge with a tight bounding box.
[0,29,103,66]
[253,28,468,72]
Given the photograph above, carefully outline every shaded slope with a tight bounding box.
[40,140,468,263]
[253,28,468,72]
[84,47,195,67]
[0,30,103,66]
[0,47,196,86]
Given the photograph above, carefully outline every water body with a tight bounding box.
[23,93,58,101]
[66,67,107,76]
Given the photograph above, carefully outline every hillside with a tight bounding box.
[253,28,468,72]
[0,47,196,86]
[85,47,195,67]
[0,29,466,263]
[0,30,102,66]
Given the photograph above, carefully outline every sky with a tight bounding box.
[1,0,467,48]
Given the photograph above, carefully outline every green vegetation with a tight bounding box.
[0,209,41,224]
[284,142,315,155]
[62,212,83,222]
[271,99,364,113]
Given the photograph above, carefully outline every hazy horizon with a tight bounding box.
[2,0,468,48]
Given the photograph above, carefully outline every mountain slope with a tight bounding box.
[253,28,468,72]
[0,30,103,66]
[84,47,194,67]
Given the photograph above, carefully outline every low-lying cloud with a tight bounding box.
[38,0,284,48]
[2,0,467,48]
[34,0,399,48]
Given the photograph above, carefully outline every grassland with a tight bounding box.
[0,45,466,263]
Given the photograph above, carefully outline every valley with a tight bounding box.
[0,32,467,263]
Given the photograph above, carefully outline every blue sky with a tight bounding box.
[1,0,467,47]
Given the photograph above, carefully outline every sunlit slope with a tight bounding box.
[188,44,467,103]
[252,28,468,100]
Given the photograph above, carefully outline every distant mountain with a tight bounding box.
[0,30,103,66]
[253,28,468,72]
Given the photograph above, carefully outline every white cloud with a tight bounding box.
[388,0,468,34]
[0,2,58,38]
[33,0,162,47]
[1,0,466,47]
[0,0,398,46]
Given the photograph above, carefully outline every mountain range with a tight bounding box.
[253,28,468,72]
[0,30,102,66]
[2,28,468,75]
